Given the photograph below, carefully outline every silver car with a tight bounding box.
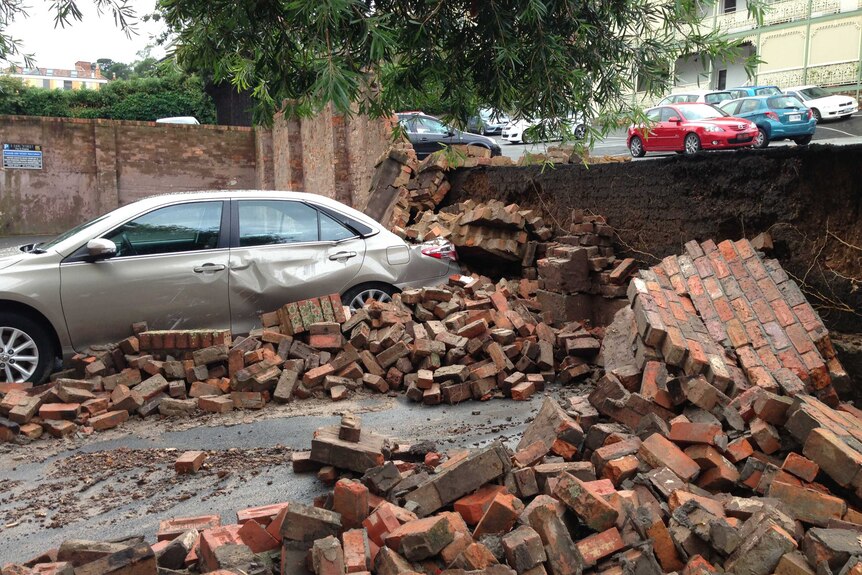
[0,190,459,383]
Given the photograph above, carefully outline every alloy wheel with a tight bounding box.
[684,134,701,155]
[348,288,393,311]
[629,138,643,157]
[0,326,40,382]
[754,130,766,148]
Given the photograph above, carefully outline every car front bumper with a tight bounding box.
[824,105,858,117]
[700,129,758,149]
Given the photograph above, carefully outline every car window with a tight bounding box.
[705,92,732,104]
[728,90,746,99]
[756,87,781,96]
[657,97,672,106]
[768,96,804,109]
[104,201,222,257]
[678,104,727,121]
[645,108,662,122]
[320,211,356,242]
[414,116,450,135]
[739,99,760,114]
[238,200,319,247]
[720,101,741,115]
[660,108,678,121]
[683,95,698,103]
[399,117,419,133]
[800,87,829,99]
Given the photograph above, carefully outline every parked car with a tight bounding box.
[627,103,758,157]
[657,90,734,106]
[500,115,586,144]
[719,95,815,148]
[396,112,501,159]
[727,86,782,99]
[155,117,200,125]
[466,109,511,135]
[0,191,460,383]
[783,85,859,121]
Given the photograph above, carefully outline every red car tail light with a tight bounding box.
[807,109,813,120]
[421,241,458,261]
[765,111,779,120]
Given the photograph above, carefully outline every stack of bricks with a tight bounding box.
[629,237,848,403]
[538,211,636,301]
[12,393,862,575]
[404,199,553,263]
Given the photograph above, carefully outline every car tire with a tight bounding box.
[794,135,812,146]
[754,128,769,149]
[811,108,821,122]
[574,124,586,140]
[629,136,646,158]
[342,283,398,312]
[0,312,55,384]
[683,133,702,155]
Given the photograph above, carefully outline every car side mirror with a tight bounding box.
[447,130,455,137]
[86,238,117,261]
[669,116,681,123]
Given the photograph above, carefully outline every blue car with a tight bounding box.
[719,95,816,148]
[727,85,782,99]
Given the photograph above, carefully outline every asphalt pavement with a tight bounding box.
[0,392,545,564]
[496,112,862,160]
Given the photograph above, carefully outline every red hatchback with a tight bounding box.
[627,103,758,157]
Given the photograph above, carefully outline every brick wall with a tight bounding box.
[448,145,862,332]
[0,110,394,235]
[270,105,394,211]
[0,115,265,234]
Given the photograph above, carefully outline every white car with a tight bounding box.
[658,90,733,106]
[501,116,586,144]
[156,116,201,125]
[783,86,858,121]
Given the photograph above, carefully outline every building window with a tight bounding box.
[63,80,73,90]
[717,69,727,90]
[71,70,78,78]
[723,0,737,13]
[42,79,50,89]
[46,69,53,76]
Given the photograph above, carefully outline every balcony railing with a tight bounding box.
[756,60,859,87]
[712,0,845,33]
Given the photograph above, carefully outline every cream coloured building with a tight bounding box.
[7,61,108,91]
[652,0,862,98]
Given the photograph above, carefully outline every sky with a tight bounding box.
[6,0,166,69]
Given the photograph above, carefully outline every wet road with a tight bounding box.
[0,393,544,563]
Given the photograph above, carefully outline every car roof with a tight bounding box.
[729,85,779,90]
[49,190,384,256]
[785,85,817,91]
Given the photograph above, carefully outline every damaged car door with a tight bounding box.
[228,199,366,335]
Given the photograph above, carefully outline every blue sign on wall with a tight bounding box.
[2,143,43,170]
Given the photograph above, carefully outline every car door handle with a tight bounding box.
[193,263,226,273]
[329,251,357,261]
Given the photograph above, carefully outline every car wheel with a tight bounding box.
[342,283,398,312]
[684,133,702,155]
[629,136,646,158]
[794,135,812,146]
[754,128,769,149]
[811,108,821,122]
[0,312,55,384]
[574,124,586,140]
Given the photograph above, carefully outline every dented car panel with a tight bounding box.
[228,238,367,335]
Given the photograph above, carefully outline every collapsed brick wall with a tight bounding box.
[448,145,862,333]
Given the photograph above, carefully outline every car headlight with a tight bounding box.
[704,126,723,133]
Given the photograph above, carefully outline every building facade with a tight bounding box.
[648,0,862,99]
[6,61,108,91]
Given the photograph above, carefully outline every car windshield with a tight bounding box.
[678,105,728,120]
[37,212,114,251]
[768,96,804,109]
[799,87,830,99]
[705,92,732,104]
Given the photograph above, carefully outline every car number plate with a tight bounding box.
[789,114,801,122]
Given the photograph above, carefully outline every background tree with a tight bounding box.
[155,0,763,138]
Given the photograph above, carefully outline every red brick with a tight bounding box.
[237,517,279,552]
[236,502,289,526]
[343,528,372,573]
[473,492,521,537]
[724,437,754,463]
[89,409,129,431]
[362,503,402,547]
[639,433,701,482]
[334,479,370,530]
[769,479,846,526]
[199,525,243,572]
[453,484,508,525]
[384,515,455,561]
[553,472,619,532]
[602,456,639,486]
[782,452,820,483]
[158,515,221,541]
[668,421,724,446]
[175,451,207,474]
[750,418,781,454]
[38,403,80,421]
[576,527,625,566]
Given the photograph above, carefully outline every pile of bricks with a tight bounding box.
[404,199,553,263]
[521,146,632,166]
[10,383,862,575]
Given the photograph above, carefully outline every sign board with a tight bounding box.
[2,144,43,170]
